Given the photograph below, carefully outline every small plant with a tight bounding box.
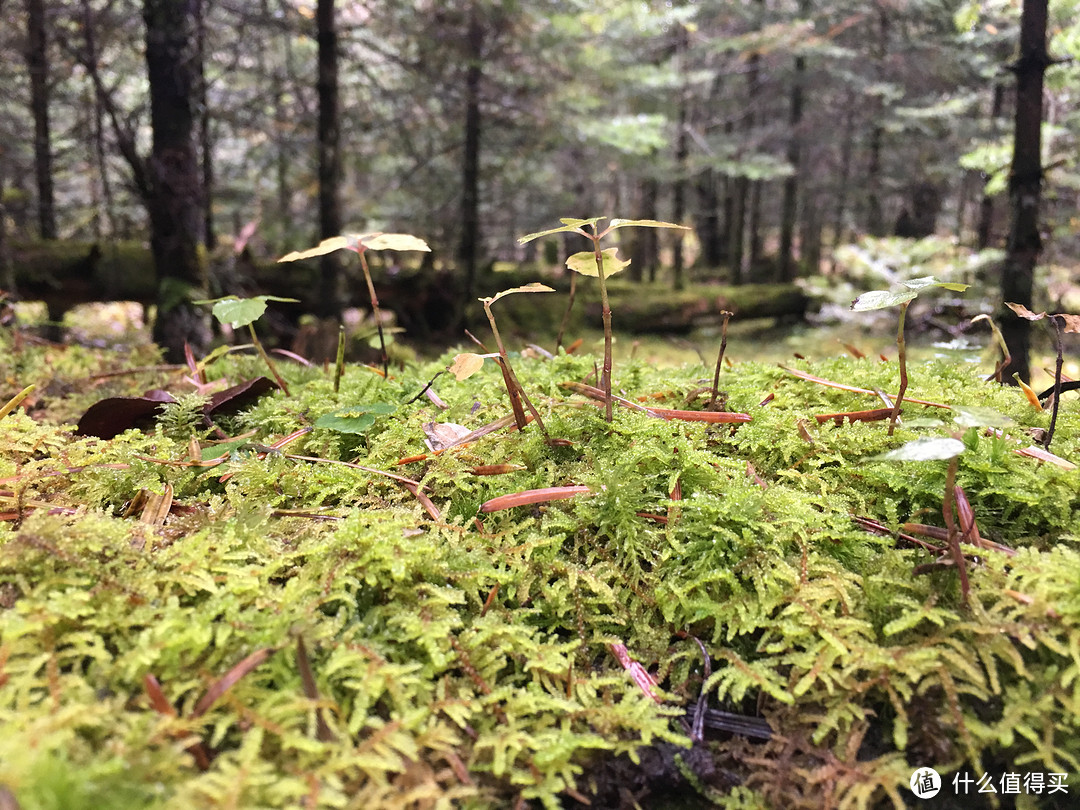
[1004,303,1080,450]
[450,283,555,440]
[851,275,968,435]
[278,232,431,377]
[195,294,299,395]
[517,217,689,421]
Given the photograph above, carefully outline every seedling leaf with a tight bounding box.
[900,275,969,293]
[952,405,1013,429]
[851,289,919,311]
[517,218,604,244]
[278,236,352,262]
[1005,302,1080,333]
[208,296,299,329]
[360,233,431,252]
[483,283,556,306]
[566,248,630,278]
[607,218,690,232]
[873,437,965,461]
[449,353,486,381]
[315,402,397,434]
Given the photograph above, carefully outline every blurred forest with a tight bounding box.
[1,0,1078,370]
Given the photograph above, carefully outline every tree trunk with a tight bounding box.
[631,176,659,282]
[80,0,113,240]
[1000,0,1049,384]
[977,83,1006,249]
[458,8,483,318]
[671,23,689,291]
[695,169,723,269]
[830,93,855,271]
[316,0,343,319]
[144,0,211,361]
[778,22,805,282]
[728,177,746,284]
[24,0,57,239]
[865,10,889,237]
[196,0,215,249]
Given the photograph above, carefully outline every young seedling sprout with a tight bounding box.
[195,294,299,395]
[278,232,431,377]
[851,276,968,435]
[518,218,690,422]
[1004,303,1080,450]
[450,283,555,441]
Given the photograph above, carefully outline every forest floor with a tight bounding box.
[3,298,1080,809]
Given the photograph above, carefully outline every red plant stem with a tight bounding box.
[889,301,910,435]
[709,311,732,409]
[942,456,970,607]
[480,485,591,513]
[1045,315,1064,449]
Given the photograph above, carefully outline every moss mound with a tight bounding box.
[2,330,1079,808]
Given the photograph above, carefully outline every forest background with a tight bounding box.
[1,0,1079,374]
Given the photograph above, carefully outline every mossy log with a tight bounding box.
[7,241,810,337]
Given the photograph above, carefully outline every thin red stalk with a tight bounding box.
[888,301,909,435]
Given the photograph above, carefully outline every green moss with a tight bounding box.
[3,341,1080,807]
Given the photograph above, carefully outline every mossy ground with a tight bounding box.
[2,323,1080,809]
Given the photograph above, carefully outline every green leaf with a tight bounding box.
[952,405,1014,429]
[207,296,299,328]
[482,282,556,306]
[517,218,605,245]
[314,403,398,434]
[873,437,966,462]
[850,289,919,311]
[853,276,969,311]
[565,248,630,278]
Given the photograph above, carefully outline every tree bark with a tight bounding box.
[976,83,1006,250]
[1000,0,1049,383]
[778,18,806,281]
[196,0,215,249]
[865,10,889,237]
[671,23,689,291]
[24,0,57,239]
[316,0,343,319]
[144,0,212,360]
[458,8,483,316]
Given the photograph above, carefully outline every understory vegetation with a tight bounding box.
[2,307,1080,809]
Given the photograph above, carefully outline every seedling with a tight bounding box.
[450,283,555,440]
[1004,303,1080,450]
[518,217,690,422]
[851,276,968,435]
[872,405,1014,607]
[278,232,431,377]
[195,294,299,395]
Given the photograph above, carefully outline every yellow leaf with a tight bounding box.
[565,248,630,278]
[449,353,485,381]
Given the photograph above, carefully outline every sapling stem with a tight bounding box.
[589,226,614,423]
[246,323,290,396]
[709,311,733,410]
[356,248,388,378]
[333,324,345,394]
[888,300,910,436]
[1045,315,1064,450]
[482,300,528,431]
[555,273,577,351]
[942,454,969,607]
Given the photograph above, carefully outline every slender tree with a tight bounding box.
[316,0,343,319]
[458,5,483,314]
[777,4,806,282]
[24,0,56,239]
[1000,0,1050,383]
[144,0,212,360]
